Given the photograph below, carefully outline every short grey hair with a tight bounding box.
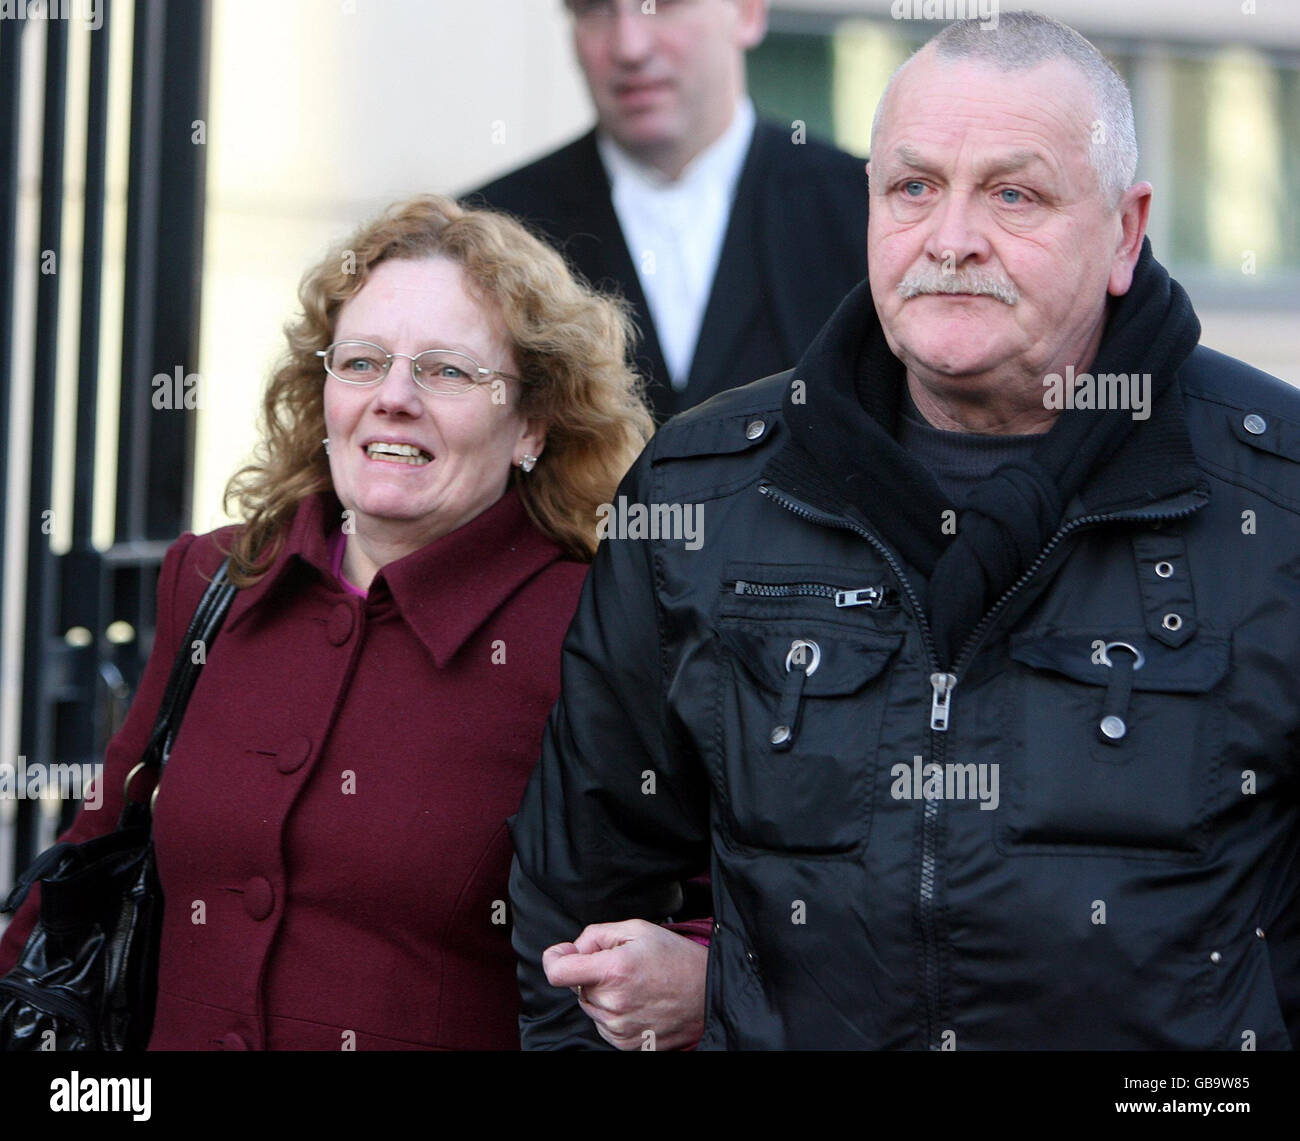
[870,12,1138,204]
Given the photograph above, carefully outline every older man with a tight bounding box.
[470,0,866,420]
[510,12,1300,1049]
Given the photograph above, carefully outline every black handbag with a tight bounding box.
[0,558,236,1050]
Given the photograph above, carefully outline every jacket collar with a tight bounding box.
[764,254,1208,539]
[225,488,572,669]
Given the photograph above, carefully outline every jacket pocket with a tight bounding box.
[710,617,901,853]
[998,626,1230,858]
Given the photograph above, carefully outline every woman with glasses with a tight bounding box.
[0,194,654,1049]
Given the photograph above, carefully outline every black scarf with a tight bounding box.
[765,238,1202,666]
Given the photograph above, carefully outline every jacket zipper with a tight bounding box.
[725,580,895,608]
[757,484,941,666]
[760,482,1204,727]
[759,479,1203,1049]
[944,506,1202,681]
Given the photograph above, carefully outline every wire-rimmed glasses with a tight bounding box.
[317,340,525,395]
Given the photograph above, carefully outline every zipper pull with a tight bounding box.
[835,587,884,608]
[929,672,957,732]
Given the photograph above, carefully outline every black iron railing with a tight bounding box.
[1,0,211,889]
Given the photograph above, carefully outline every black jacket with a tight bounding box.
[468,121,867,420]
[509,282,1300,1050]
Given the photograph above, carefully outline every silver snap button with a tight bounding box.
[745,418,766,440]
[770,726,792,746]
[1210,950,1222,964]
[1099,715,1127,740]
[1154,561,1174,578]
[1162,613,1183,631]
[1243,413,1266,435]
[1256,927,1265,939]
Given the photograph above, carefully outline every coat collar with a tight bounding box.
[225,488,574,669]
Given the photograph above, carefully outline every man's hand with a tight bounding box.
[542,920,708,1050]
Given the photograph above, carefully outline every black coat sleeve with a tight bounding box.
[508,452,712,1049]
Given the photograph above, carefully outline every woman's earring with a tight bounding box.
[323,438,331,455]
[519,453,537,473]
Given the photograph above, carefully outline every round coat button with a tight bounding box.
[745,419,766,440]
[219,1031,249,1050]
[1243,413,1267,435]
[276,735,311,774]
[243,876,275,921]
[326,603,354,646]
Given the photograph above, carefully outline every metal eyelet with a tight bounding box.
[1162,613,1183,632]
[784,639,821,676]
[1097,641,1145,669]
[1154,561,1174,578]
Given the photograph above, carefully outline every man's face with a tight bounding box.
[568,0,766,174]
[867,49,1146,413]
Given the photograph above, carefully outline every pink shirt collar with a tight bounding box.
[326,529,368,598]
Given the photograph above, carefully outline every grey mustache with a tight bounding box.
[897,267,1020,305]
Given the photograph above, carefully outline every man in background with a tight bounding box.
[470,0,867,419]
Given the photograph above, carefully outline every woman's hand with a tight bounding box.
[542,920,708,1050]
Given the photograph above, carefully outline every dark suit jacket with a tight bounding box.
[469,120,868,420]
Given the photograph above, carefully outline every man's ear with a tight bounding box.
[736,0,769,51]
[1109,181,1152,297]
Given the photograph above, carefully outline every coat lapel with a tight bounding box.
[545,133,673,416]
[756,123,868,367]
[683,121,767,404]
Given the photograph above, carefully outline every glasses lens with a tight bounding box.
[327,342,388,383]
[413,350,481,394]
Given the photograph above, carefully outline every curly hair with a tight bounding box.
[222,194,653,584]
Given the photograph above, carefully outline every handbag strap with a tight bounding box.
[4,558,238,909]
[137,556,237,780]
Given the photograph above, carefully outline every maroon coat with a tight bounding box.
[0,488,587,1049]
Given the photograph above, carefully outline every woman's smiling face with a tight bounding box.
[323,256,545,549]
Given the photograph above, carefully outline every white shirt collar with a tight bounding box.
[596,97,756,195]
